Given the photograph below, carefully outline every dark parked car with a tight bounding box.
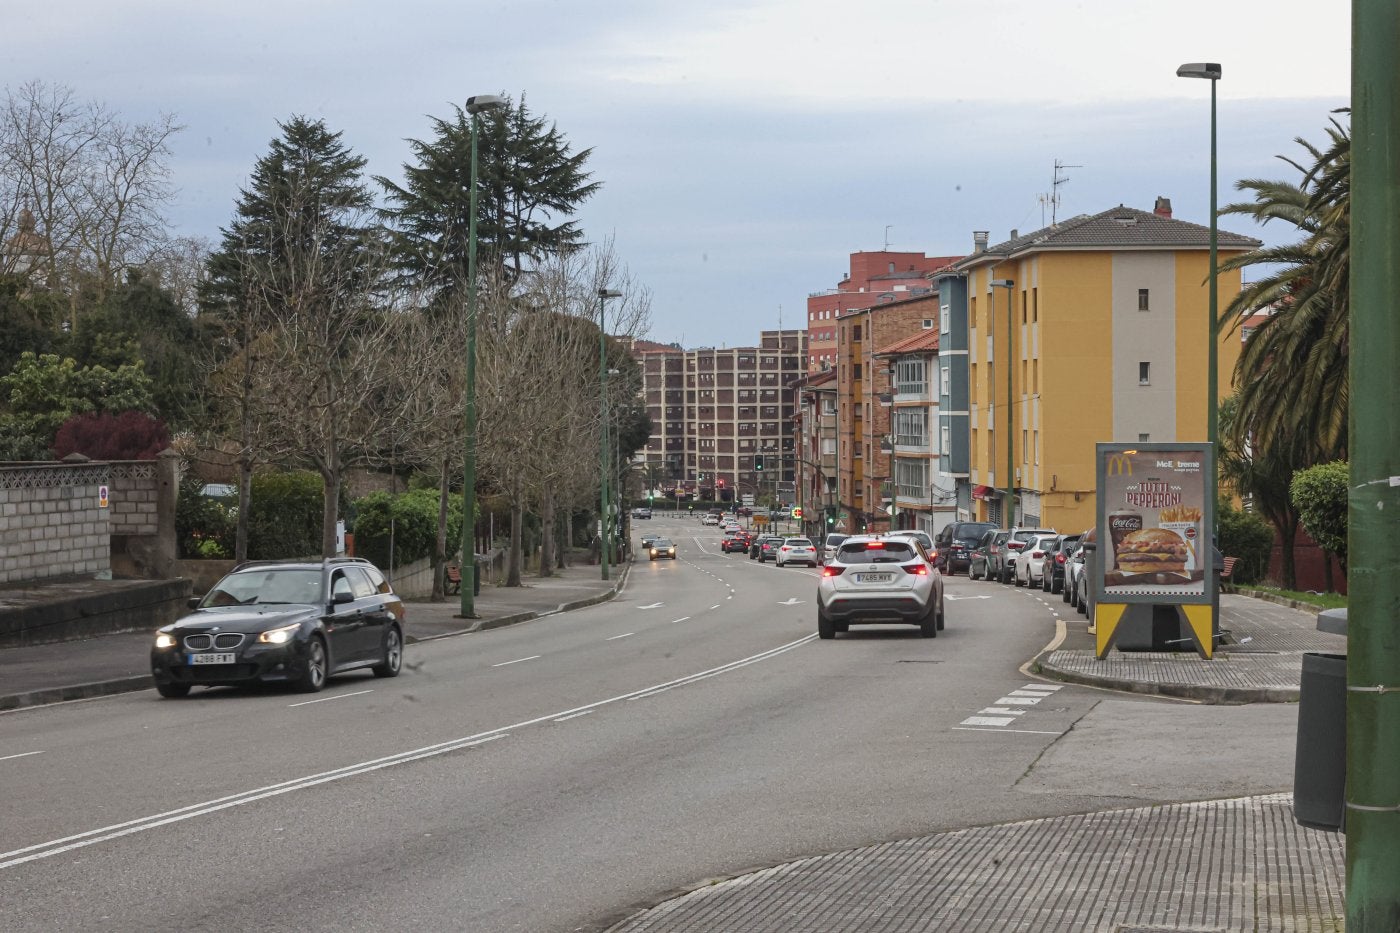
[934,521,998,575]
[1042,533,1081,594]
[983,530,1012,582]
[756,535,784,562]
[968,529,998,580]
[151,558,405,697]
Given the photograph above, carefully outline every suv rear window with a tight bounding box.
[837,541,917,564]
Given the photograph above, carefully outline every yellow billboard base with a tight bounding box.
[1095,603,1215,659]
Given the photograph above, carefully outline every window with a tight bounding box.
[940,304,950,334]
[1138,288,1150,311]
[940,367,950,396]
[896,458,929,499]
[853,324,862,340]
[895,359,926,394]
[1033,430,1039,465]
[1139,433,1151,442]
[820,398,836,415]
[853,363,862,380]
[1139,362,1151,385]
[940,425,950,456]
[894,408,929,447]
[922,318,934,329]
[1023,429,1029,463]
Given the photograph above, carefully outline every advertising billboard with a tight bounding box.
[1094,443,1215,606]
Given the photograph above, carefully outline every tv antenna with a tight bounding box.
[884,225,893,250]
[1038,159,1082,227]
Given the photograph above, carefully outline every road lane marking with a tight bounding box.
[1008,689,1052,698]
[491,655,542,667]
[0,750,44,763]
[710,604,720,610]
[952,726,1062,735]
[994,697,1042,705]
[288,690,373,708]
[553,711,591,722]
[961,716,1015,727]
[670,617,690,624]
[637,602,664,609]
[606,632,634,641]
[980,707,1025,716]
[0,635,816,872]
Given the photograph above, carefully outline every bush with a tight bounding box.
[175,473,235,559]
[1217,495,1276,585]
[351,488,463,571]
[247,471,327,560]
[1291,461,1348,568]
[52,410,170,460]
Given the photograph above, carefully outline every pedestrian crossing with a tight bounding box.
[959,683,1063,729]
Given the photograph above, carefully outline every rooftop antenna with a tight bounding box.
[884,225,893,250]
[1037,159,1082,227]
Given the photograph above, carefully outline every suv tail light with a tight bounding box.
[822,566,846,577]
[1031,550,1044,559]
[1056,553,1067,565]
[1008,541,1025,550]
[901,563,928,575]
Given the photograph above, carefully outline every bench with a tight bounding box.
[1220,556,1238,582]
[445,565,462,594]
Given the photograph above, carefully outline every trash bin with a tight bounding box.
[1293,651,1347,831]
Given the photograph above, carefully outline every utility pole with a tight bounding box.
[1347,2,1400,927]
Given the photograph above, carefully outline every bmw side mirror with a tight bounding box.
[333,591,355,605]
[188,596,202,609]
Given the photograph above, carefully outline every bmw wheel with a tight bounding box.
[296,636,328,693]
[373,625,403,678]
[156,681,191,699]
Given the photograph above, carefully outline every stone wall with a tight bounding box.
[0,460,111,585]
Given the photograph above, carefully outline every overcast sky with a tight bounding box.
[8,1,1349,347]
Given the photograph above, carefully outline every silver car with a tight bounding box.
[816,535,945,639]
[775,537,818,567]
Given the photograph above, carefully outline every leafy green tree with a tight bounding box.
[351,488,464,572]
[377,94,601,299]
[1220,114,1350,466]
[0,351,154,459]
[1216,494,1276,586]
[1291,460,1348,575]
[1218,393,1301,588]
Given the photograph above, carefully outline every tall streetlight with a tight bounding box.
[598,287,623,580]
[990,278,1015,528]
[1177,62,1222,522]
[459,92,507,619]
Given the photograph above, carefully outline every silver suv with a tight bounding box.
[816,535,945,639]
[999,526,1056,583]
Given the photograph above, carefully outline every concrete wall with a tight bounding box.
[0,578,191,649]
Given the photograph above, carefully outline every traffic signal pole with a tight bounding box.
[1347,3,1400,927]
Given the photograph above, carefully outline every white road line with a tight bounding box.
[994,697,1042,706]
[0,750,44,763]
[980,707,1026,716]
[670,617,691,624]
[709,604,720,610]
[491,655,542,667]
[1008,689,1051,697]
[288,689,373,708]
[961,716,1015,727]
[952,726,1063,735]
[1025,683,1063,690]
[0,635,816,872]
[606,632,634,641]
[553,711,592,722]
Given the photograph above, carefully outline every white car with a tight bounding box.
[816,535,945,639]
[1014,533,1060,588]
[702,514,720,525]
[775,537,818,567]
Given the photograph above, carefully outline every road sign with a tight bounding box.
[742,494,754,507]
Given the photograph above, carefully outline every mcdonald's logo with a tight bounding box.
[1106,454,1134,477]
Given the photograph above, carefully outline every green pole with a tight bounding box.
[459,109,483,618]
[1348,3,1400,927]
[599,292,610,582]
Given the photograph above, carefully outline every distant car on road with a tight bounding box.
[755,535,783,562]
[721,533,751,553]
[632,507,652,519]
[775,537,818,567]
[816,535,944,639]
[648,537,677,560]
[150,558,404,698]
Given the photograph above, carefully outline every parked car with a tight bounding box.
[1042,533,1081,594]
[648,537,677,560]
[1000,527,1057,583]
[884,529,934,555]
[968,529,997,580]
[150,557,405,697]
[934,521,998,575]
[983,530,1012,582]
[1067,528,1097,612]
[756,535,784,562]
[820,532,850,562]
[775,536,818,567]
[816,535,945,639]
[1014,533,1060,587]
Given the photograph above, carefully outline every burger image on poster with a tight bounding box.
[1113,527,1190,575]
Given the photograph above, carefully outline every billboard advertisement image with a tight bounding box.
[1095,443,1215,605]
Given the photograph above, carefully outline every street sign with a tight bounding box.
[98,485,109,508]
[742,494,755,507]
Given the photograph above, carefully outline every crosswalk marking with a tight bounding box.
[980,707,1025,716]
[962,716,1016,727]
[959,683,1065,730]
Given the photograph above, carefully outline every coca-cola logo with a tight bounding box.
[1110,517,1140,529]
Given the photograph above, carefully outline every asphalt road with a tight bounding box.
[0,516,1298,932]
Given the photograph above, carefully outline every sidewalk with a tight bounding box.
[2,573,1350,930]
[0,559,629,712]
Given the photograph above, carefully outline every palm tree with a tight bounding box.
[1219,113,1350,466]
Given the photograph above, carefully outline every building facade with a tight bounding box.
[945,201,1261,532]
[873,330,955,536]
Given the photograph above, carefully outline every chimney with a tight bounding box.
[1153,196,1172,218]
[1009,229,1018,240]
[973,230,989,252]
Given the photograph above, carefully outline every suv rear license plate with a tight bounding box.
[856,572,893,583]
[190,652,236,665]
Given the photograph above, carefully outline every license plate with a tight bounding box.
[856,573,893,583]
[189,652,236,665]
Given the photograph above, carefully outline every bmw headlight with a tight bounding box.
[154,632,178,649]
[257,623,299,645]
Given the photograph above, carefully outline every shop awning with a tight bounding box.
[972,485,995,501]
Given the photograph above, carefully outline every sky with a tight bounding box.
[6,1,1350,348]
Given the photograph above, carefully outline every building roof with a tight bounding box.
[875,330,939,357]
[628,339,685,354]
[953,205,1261,271]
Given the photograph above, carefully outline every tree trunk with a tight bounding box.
[321,465,340,558]
[506,497,524,587]
[539,488,555,577]
[557,512,567,569]
[431,460,450,601]
[236,456,252,563]
[1278,517,1298,590]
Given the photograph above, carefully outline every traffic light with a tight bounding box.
[826,510,836,526]
[717,478,726,487]
[755,455,765,471]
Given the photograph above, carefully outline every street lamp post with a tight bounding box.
[1177,62,1222,525]
[459,92,507,619]
[990,278,1015,528]
[598,287,623,581]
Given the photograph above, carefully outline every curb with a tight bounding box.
[1031,658,1299,704]
[1228,588,1338,616]
[0,675,152,712]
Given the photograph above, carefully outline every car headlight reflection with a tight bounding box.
[257,623,299,645]
[154,632,178,649]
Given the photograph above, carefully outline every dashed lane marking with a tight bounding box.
[288,690,373,708]
[606,632,634,641]
[491,655,541,668]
